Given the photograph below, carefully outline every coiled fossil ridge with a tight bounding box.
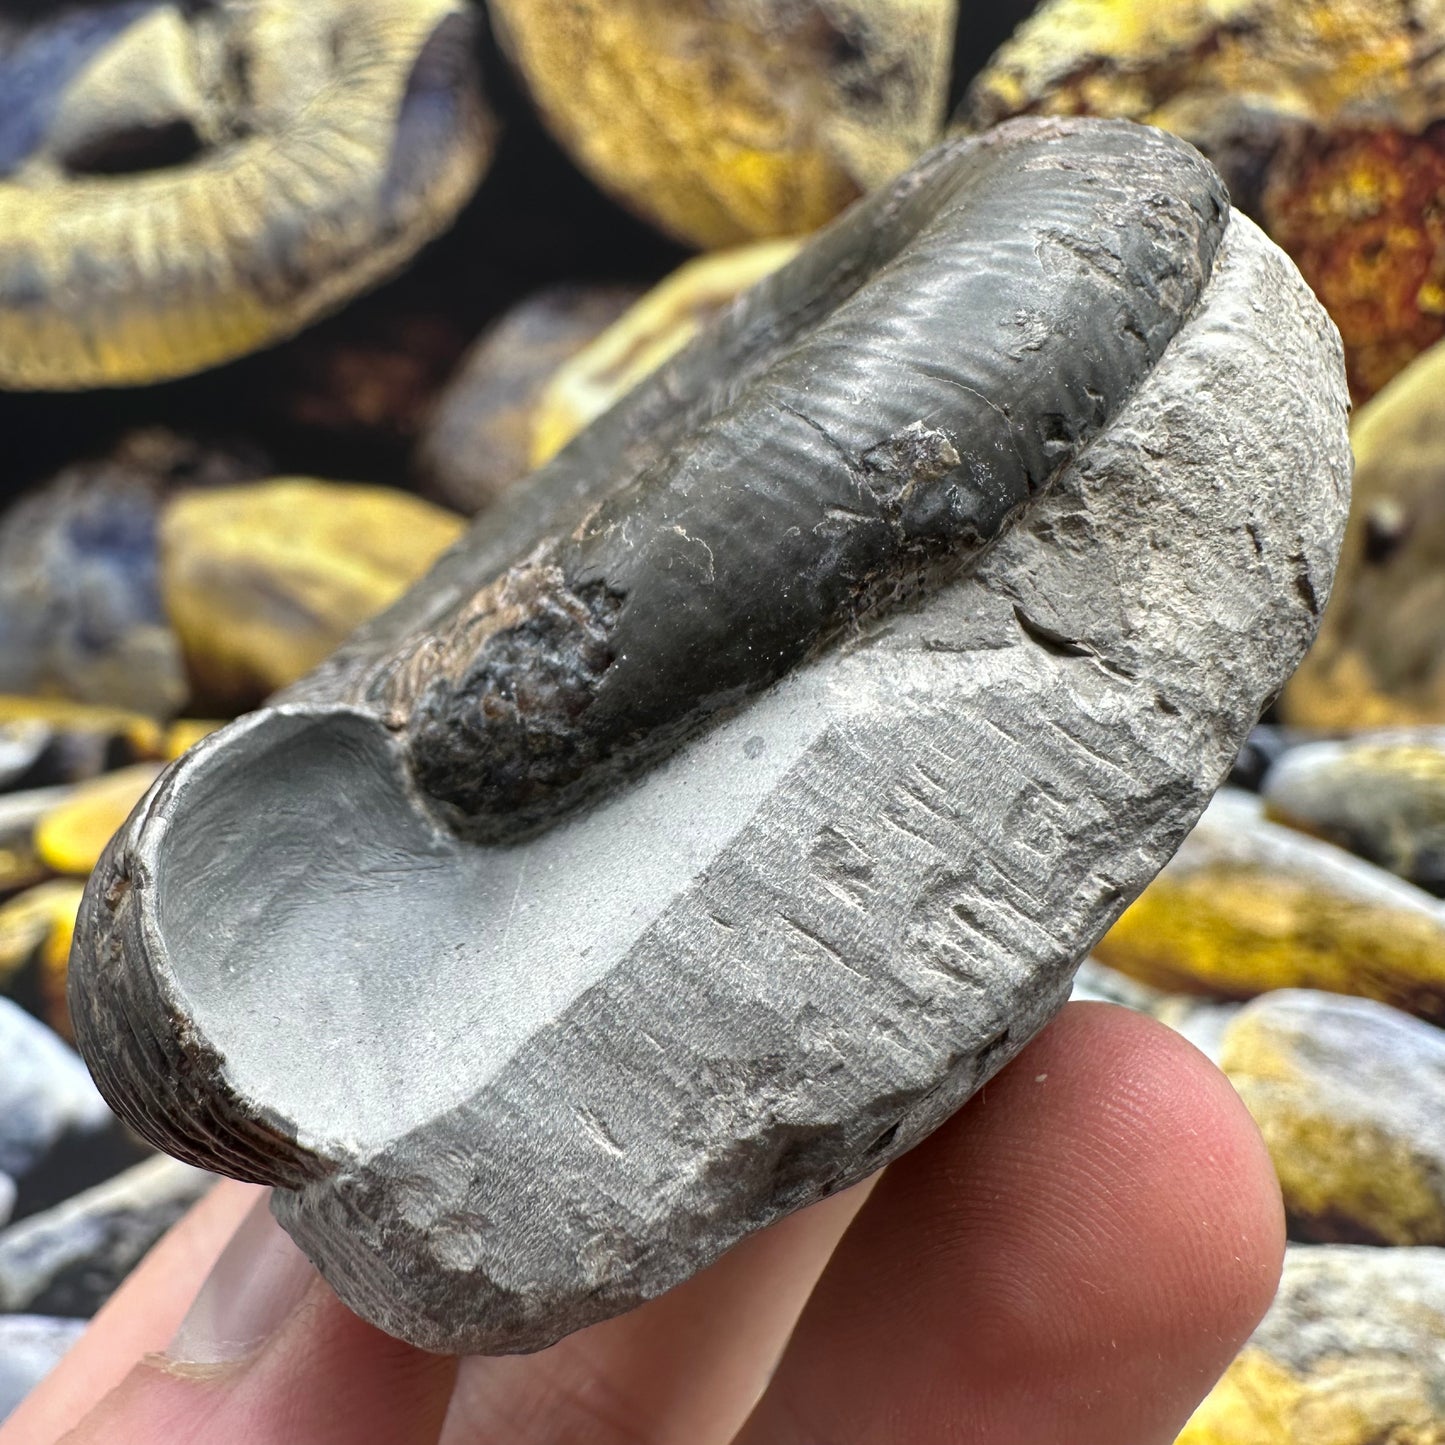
[0,0,494,389]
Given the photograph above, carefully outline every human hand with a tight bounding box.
[1,1004,1283,1445]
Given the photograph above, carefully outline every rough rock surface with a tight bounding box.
[0,1316,86,1424]
[0,1157,211,1317]
[70,123,1351,1353]
[1179,1245,1445,1444]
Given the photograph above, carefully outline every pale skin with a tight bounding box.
[3,1004,1285,1445]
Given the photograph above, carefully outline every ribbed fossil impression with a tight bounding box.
[70,119,1352,1354]
[0,0,494,389]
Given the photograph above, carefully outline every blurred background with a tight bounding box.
[3,2,1445,1437]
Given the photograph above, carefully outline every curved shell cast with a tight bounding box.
[0,0,495,389]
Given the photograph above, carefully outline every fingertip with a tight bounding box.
[947,1001,1285,1390]
[738,998,1286,1445]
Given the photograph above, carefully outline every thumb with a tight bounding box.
[61,1193,456,1445]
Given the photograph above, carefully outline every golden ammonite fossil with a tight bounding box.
[0,0,495,390]
[487,0,958,248]
[963,0,1445,401]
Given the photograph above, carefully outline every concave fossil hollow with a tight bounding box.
[70,118,1353,1355]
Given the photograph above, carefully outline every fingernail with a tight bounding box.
[166,1191,316,1366]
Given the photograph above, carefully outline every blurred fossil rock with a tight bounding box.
[0,698,168,788]
[488,0,957,247]
[530,240,804,470]
[34,765,162,879]
[0,997,138,1221]
[158,479,466,713]
[1098,790,1445,1021]
[1226,724,1300,794]
[0,0,495,388]
[0,724,55,795]
[69,123,1350,1353]
[1285,338,1445,727]
[0,1157,211,1317]
[1178,1245,1445,1444]
[0,1316,87,1425]
[0,881,87,1039]
[1263,729,1445,892]
[0,430,267,720]
[1220,990,1445,1245]
[963,0,1445,400]
[0,788,66,898]
[0,456,183,719]
[417,284,643,514]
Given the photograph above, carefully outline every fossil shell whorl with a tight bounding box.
[70,118,1351,1354]
[303,118,1231,840]
[0,0,494,390]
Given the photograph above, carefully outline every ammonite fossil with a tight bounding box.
[69,118,1351,1354]
[487,0,959,248]
[0,0,494,389]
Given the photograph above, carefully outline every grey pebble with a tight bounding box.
[0,997,140,1218]
[0,1315,87,1424]
[0,1156,212,1317]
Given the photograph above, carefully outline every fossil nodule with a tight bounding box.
[70,119,1352,1354]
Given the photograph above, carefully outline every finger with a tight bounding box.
[443,1181,873,1445]
[735,1003,1285,1445]
[52,1194,457,1445]
[0,1179,261,1444]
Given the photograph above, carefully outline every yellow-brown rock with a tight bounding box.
[0,0,494,389]
[159,480,465,712]
[531,239,804,468]
[0,699,166,773]
[964,0,1445,400]
[417,284,643,514]
[1285,340,1445,727]
[487,0,956,248]
[1178,1245,1445,1444]
[1096,790,1445,1023]
[0,788,68,898]
[34,765,162,880]
[1220,990,1445,1245]
[164,720,224,760]
[0,881,85,1039]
